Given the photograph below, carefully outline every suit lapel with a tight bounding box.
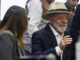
[45,24,58,47]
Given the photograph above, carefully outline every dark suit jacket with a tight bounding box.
[69,4,80,60]
[63,4,80,60]
[0,30,18,60]
[32,24,63,60]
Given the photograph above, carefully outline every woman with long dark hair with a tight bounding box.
[0,5,28,60]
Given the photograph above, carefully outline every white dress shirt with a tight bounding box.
[27,0,49,37]
[49,24,63,56]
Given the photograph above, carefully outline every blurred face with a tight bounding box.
[67,0,79,9]
[49,13,68,34]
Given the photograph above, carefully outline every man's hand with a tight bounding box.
[59,35,72,50]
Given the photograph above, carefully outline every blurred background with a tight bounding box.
[0,0,80,20]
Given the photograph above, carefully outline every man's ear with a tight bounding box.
[48,15,52,20]
[47,16,53,24]
[47,16,50,20]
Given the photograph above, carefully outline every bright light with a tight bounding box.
[1,0,27,20]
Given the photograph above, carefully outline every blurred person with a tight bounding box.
[65,0,79,32]
[32,2,74,60]
[63,4,80,60]
[65,0,79,12]
[0,5,29,60]
[24,0,55,53]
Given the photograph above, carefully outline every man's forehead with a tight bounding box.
[51,13,69,18]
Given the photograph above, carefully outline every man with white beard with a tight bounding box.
[31,2,74,60]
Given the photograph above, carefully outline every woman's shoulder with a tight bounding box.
[0,30,14,36]
[0,30,17,43]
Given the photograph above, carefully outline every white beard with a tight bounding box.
[53,22,67,33]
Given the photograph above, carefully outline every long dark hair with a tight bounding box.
[0,5,28,47]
